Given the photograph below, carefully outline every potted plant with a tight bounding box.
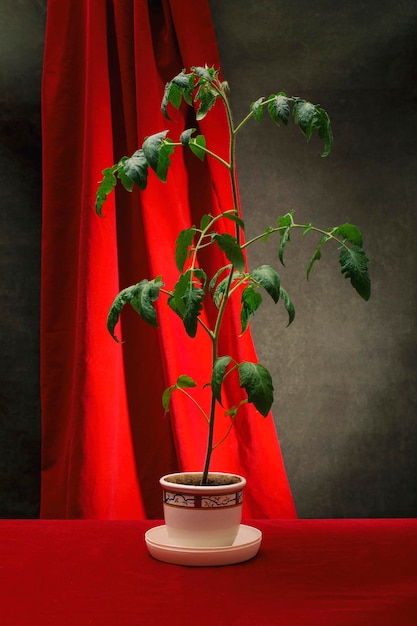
[96,66,370,555]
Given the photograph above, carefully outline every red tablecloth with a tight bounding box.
[0,519,416,625]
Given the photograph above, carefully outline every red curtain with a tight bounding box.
[40,0,296,520]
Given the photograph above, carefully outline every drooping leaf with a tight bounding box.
[95,166,118,216]
[175,227,196,271]
[268,93,290,126]
[293,100,333,156]
[277,211,294,264]
[195,86,218,120]
[250,97,265,122]
[162,385,175,412]
[106,278,163,341]
[169,272,189,316]
[209,264,232,295]
[180,128,196,145]
[161,375,197,412]
[334,223,363,247]
[278,226,291,265]
[279,286,295,326]
[293,99,316,138]
[142,131,174,182]
[200,214,212,230]
[238,361,274,417]
[182,285,205,337]
[313,106,334,157]
[116,161,134,192]
[129,279,164,326]
[339,246,371,301]
[189,135,206,160]
[169,272,205,337]
[121,150,149,190]
[251,265,281,303]
[192,65,217,82]
[222,212,245,230]
[212,356,232,404]
[240,286,263,333]
[306,236,328,279]
[213,233,245,272]
[212,272,240,308]
[161,70,193,119]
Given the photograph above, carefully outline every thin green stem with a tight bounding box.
[242,223,349,251]
[179,388,210,424]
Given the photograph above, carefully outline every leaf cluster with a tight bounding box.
[95,66,371,480]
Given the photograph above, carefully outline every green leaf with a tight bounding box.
[268,93,290,126]
[169,272,205,337]
[293,100,316,138]
[142,131,174,182]
[334,223,363,247]
[293,100,333,156]
[189,135,206,161]
[116,161,134,192]
[222,212,245,230]
[250,97,265,122]
[182,285,205,337]
[180,128,196,145]
[241,286,263,333]
[212,272,240,308]
[162,385,175,412]
[195,86,217,121]
[262,226,275,243]
[192,65,217,82]
[277,212,294,263]
[96,166,118,216]
[162,375,197,412]
[251,265,281,303]
[175,227,196,271]
[200,214,212,230]
[209,264,232,294]
[279,286,295,326]
[161,70,193,119]
[306,236,328,279]
[106,278,163,341]
[212,356,232,404]
[238,362,274,417]
[278,227,291,265]
[339,246,371,301]
[314,106,334,157]
[121,150,149,190]
[177,374,198,389]
[169,272,189,316]
[130,279,163,326]
[213,233,245,272]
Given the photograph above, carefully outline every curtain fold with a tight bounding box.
[41,0,296,519]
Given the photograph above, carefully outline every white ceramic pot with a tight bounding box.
[160,472,246,547]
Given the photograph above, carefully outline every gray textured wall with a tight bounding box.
[1,0,416,518]
[209,0,417,517]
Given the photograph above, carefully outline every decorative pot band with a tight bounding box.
[163,489,243,509]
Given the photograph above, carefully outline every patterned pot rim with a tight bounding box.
[160,472,246,495]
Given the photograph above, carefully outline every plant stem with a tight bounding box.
[200,79,242,484]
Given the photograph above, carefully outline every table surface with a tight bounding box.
[0,518,416,626]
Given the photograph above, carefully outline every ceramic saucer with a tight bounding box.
[145,524,262,566]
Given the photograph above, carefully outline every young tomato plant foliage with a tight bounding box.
[96,66,370,484]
